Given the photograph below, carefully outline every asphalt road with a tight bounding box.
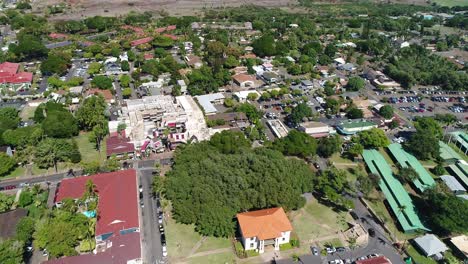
[138,163,165,264]
[114,81,124,104]
[0,170,80,190]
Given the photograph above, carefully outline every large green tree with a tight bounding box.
[0,193,14,213]
[354,128,390,149]
[34,138,81,172]
[76,96,107,131]
[42,111,79,138]
[379,105,394,119]
[91,76,113,89]
[289,103,312,125]
[346,77,365,91]
[273,130,317,158]
[424,190,468,235]
[317,135,343,158]
[0,107,20,145]
[166,133,314,237]
[0,239,24,264]
[40,54,70,76]
[0,153,16,177]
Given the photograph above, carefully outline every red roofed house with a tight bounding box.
[85,88,114,104]
[131,37,153,47]
[232,73,256,88]
[163,34,178,41]
[121,25,144,35]
[166,25,176,31]
[106,131,135,159]
[49,33,68,39]
[237,207,293,253]
[144,53,154,60]
[0,62,33,92]
[355,256,392,264]
[49,170,141,264]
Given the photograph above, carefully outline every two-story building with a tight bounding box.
[237,207,293,253]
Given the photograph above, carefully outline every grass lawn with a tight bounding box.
[329,153,354,164]
[20,105,36,121]
[319,238,343,248]
[74,132,106,164]
[165,218,202,259]
[3,166,26,179]
[432,0,468,6]
[195,236,231,253]
[406,245,437,264]
[291,200,350,242]
[187,252,236,264]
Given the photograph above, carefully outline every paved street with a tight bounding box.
[114,81,124,104]
[138,162,165,264]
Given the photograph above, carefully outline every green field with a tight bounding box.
[292,200,350,241]
[431,0,468,7]
[195,236,231,253]
[187,251,235,264]
[166,218,202,259]
[74,132,107,164]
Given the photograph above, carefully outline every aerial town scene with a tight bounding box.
[0,0,467,264]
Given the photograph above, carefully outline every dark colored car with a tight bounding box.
[311,246,319,255]
[368,228,376,237]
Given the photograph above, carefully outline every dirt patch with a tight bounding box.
[33,0,297,20]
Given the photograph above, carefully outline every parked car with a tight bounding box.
[161,233,166,244]
[336,247,346,252]
[368,253,380,258]
[162,245,168,257]
[311,246,319,255]
[139,185,143,193]
[158,212,163,224]
[313,163,320,170]
[326,247,336,254]
[159,224,164,233]
[368,228,376,237]
[140,200,144,208]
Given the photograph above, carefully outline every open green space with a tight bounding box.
[292,200,350,241]
[165,218,202,259]
[319,238,343,248]
[195,236,231,253]
[19,105,36,121]
[187,251,235,264]
[406,245,437,264]
[74,132,106,164]
[2,166,26,179]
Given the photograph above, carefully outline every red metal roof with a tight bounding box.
[130,37,153,47]
[121,25,144,35]
[54,170,139,237]
[106,134,134,157]
[356,256,392,264]
[85,89,114,102]
[49,33,68,39]
[163,34,178,40]
[43,232,141,264]
[166,25,176,31]
[144,53,154,60]
[0,62,32,84]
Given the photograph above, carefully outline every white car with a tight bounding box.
[162,245,168,257]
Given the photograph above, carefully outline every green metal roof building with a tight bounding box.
[447,131,468,155]
[387,143,436,193]
[439,141,462,164]
[363,149,429,233]
[447,160,468,190]
[335,120,377,135]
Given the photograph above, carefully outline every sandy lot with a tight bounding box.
[33,0,297,20]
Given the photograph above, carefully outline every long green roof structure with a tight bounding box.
[439,141,462,163]
[363,149,429,233]
[387,143,436,193]
[449,131,468,154]
[448,160,468,190]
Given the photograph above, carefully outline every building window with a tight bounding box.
[282,237,286,241]
[250,243,254,248]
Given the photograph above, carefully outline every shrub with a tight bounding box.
[279,243,293,251]
[245,250,260,257]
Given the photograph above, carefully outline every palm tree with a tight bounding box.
[83,179,97,201]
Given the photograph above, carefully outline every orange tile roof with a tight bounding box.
[237,207,292,240]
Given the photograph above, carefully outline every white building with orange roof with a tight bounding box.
[236,207,292,253]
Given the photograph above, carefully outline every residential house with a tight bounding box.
[364,69,400,89]
[262,72,280,84]
[237,207,292,253]
[86,89,115,104]
[413,234,449,260]
[184,55,203,69]
[49,170,141,264]
[338,63,356,72]
[0,62,33,92]
[131,37,153,47]
[232,73,257,88]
